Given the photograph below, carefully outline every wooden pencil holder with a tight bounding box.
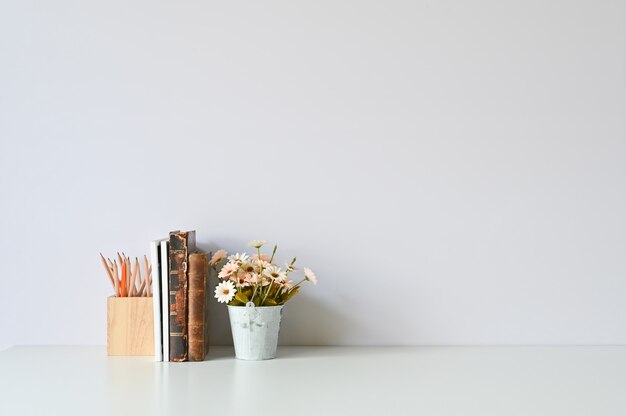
[107,296,154,356]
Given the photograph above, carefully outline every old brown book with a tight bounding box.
[187,252,209,361]
[168,230,196,362]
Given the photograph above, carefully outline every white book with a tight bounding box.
[160,240,170,362]
[150,238,167,362]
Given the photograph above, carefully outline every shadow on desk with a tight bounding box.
[208,292,362,348]
[205,345,390,361]
[279,295,361,346]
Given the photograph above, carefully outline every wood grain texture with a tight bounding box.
[107,296,155,356]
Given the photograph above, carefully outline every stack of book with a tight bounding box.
[150,230,210,362]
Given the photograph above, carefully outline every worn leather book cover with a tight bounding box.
[187,252,209,361]
[168,230,196,362]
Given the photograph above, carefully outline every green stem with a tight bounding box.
[288,278,306,294]
[285,257,297,276]
[256,247,265,302]
[269,245,277,263]
[251,285,259,305]
[261,278,275,305]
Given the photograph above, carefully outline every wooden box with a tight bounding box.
[107,296,154,356]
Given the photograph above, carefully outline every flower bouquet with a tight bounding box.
[210,240,317,360]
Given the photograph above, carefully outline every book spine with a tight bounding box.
[150,240,163,361]
[187,252,208,361]
[202,251,211,359]
[168,231,196,362]
[160,241,170,362]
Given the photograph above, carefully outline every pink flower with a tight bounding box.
[246,272,261,284]
[209,249,227,266]
[218,262,238,279]
[281,279,294,293]
[233,270,252,287]
[248,273,270,286]
[253,258,271,269]
[253,254,271,262]
[240,262,257,274]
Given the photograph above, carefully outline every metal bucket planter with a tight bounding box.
[228,303,283,360]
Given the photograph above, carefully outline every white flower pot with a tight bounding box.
[228,303,283,360]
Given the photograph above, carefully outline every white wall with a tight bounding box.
[1,0,625,349]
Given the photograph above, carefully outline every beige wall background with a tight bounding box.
[1,0,625,349]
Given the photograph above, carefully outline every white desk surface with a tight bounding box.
[0,346,624,416]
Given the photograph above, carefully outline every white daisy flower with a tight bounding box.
[264,265,287,282]
[304,267,317,285]
[248,240,268,248]
[285,261,298,272]
[218,262,238,279]
[228,252,249,263]
[214,281,236,303]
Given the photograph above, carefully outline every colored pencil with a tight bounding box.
[100,253,116,291]
[112,259,120,297]
[121,259,127,297]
